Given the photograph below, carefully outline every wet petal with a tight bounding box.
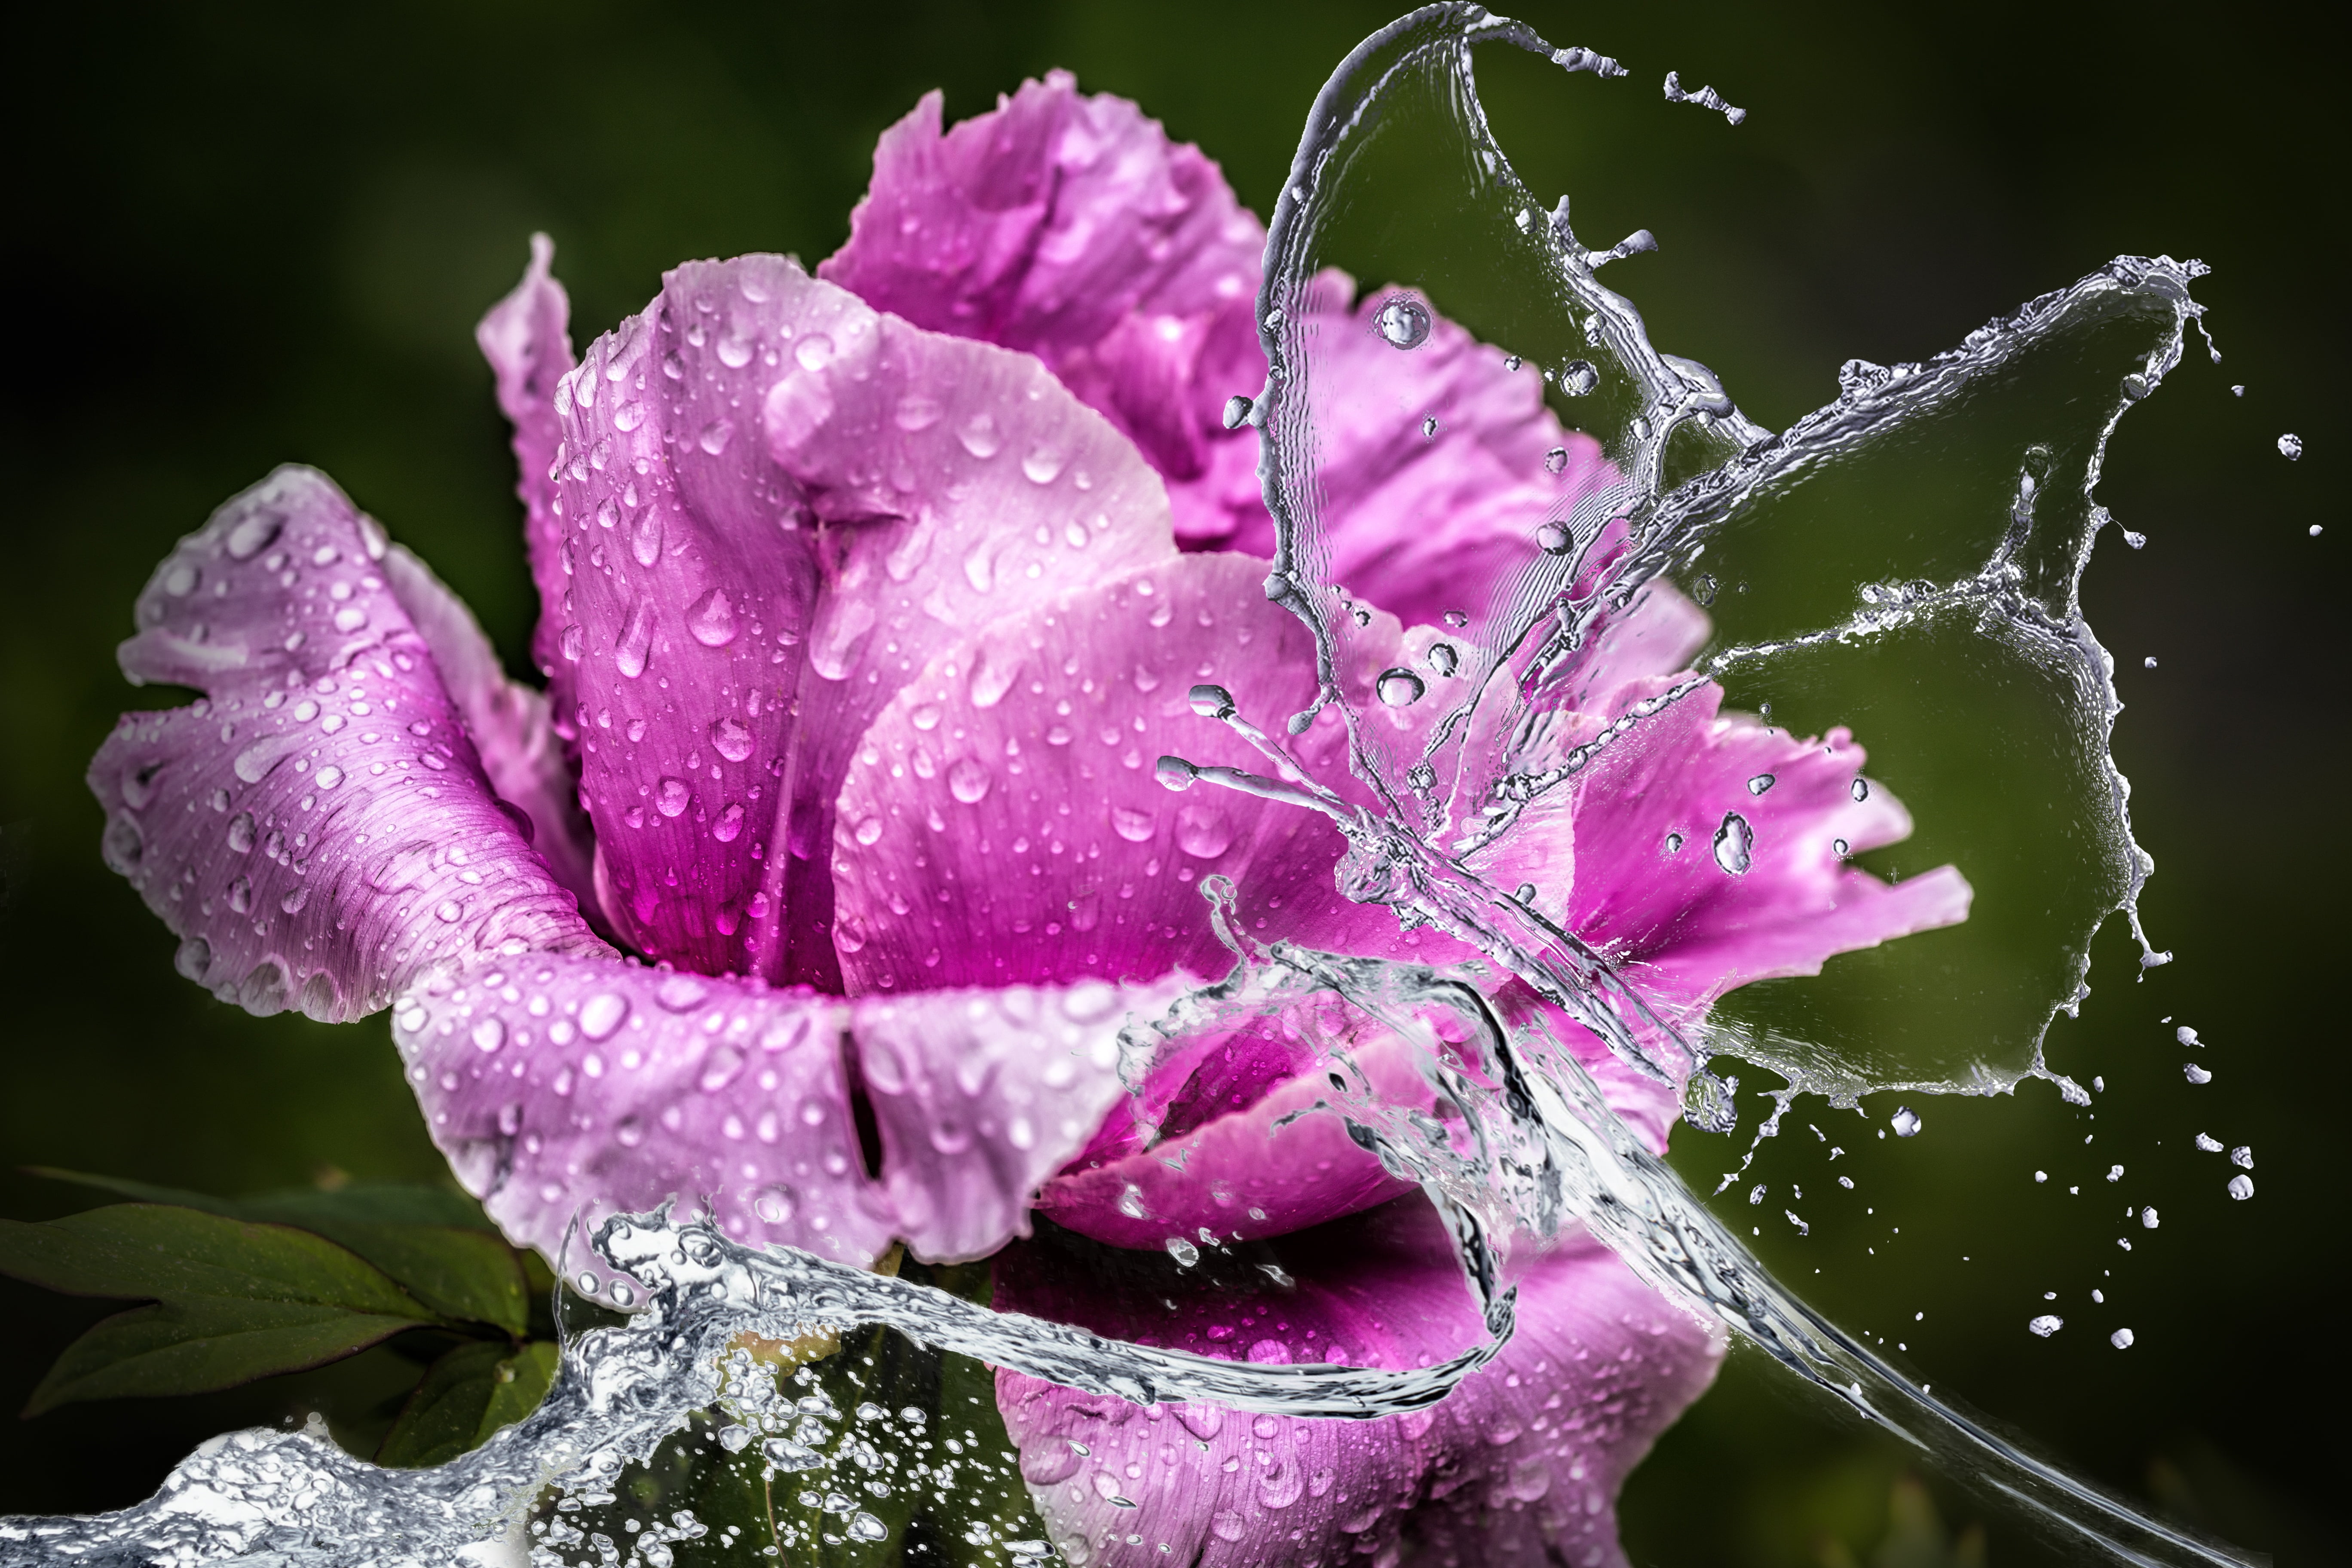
[88,466,594,1022]
[539,252,1174,984]
[382,543,601,932]
[824,79,1607,626]
[397,958,1178,1268]
[830,551,1450,993]
[994,1198,1722,1568]
[820,71,1262,536]
[475,232,576,681]
[1560,677,1972,1008]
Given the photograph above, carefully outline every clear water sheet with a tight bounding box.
[0,7,2254,1568]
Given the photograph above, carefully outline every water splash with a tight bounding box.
[3,7,2254,1568]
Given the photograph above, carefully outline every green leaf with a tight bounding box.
[0,1204,442,1415]
[377,1339,559,1469]
[27,1169,528,1333]
[26,1169,496,1231]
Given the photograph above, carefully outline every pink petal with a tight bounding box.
[823,79,1609,627]
[87,466,597,1022]
[994,1197,1722,1568]
[535,251,1175,985]
[381,543,602,934]
[398,958,1181,1268]
[89,463,1183,1267]
[819,71,1262,532]
[830,551,1429,994]
[1558,677,1973,1011]
[475,233,576,683]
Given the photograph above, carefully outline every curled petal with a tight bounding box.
[535,251,1174,983]
[381,543,601,931]
[398,959,1181,1267]
[821,70,1262,538]
[476,232,576,682]
[824,77,1607,626]
[88,466,595,1021]
[994,1198,1722,1568]
[1560,677,1972,1008]
[831,552,1423,994]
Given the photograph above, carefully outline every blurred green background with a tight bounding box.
[0,2,2339,1563]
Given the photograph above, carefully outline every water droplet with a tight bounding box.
[2277,432,2303,460]
[2028,1314,2062,1338]
[686,588,738,648]
[616,600,655,678]
[697,420,734,456]
[1747,772,1775,796]
[579,992,629,1041]
[1165,1237,1200,1267]
[1833,838,1850,857]
[1428,642,1459,677]
[655,975,709,1012]
[1558,360,1598,396]
[1155,756,1198,791]
[1664,832,1684,853]
[173,937,211,981]
[2140,1206,2159,1229]
[947,758,992,804]
[1536,522,1571,554]
[227,813,256,853]
[1375,296,1431,349]
[793,333,835,372]
[1712,812,1753,875]
[1175,805,1233,858]
[2183,1063,2212,1085]
[1110,806,1155,843]
[314,765,343,790]
[854,816,884,846]
[958,413,1002,459]
[1222,395,1253,430]
[2110,1328,2135,1348]
[712,802,745,842]
[1021,445,1067,484]
[1188,683,1237,720]
[655,777,691,817]
[1376,668,1425,707]
[709,717,753,762]
[472,1018,505,1053]
[2227,1174,2254,1200]
[846,1513,888,1544]
[1422,415,1440,438]
[224,511,281,560]
[2231,1145,2253,1169]
[1210,1512,1246,1543]
[631,509,663,567]
[1850,777,1871,802]
[1890,1107,1921,1137]
[228,876,253,914]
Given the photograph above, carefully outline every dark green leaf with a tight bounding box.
[288,1223,528,1335]
[377,1339,558,1468]
[28,1169,527,1332]
[0,1204,442,1415]
[27,1169,497,1231]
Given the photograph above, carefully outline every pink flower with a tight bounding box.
[88,73,1967,1568]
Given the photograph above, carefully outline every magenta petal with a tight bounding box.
[88,466,594,1021]
[820,72,1260,515]
[398,959,1176,1267]
[1035,1026,1422,1249]
[1562,677,1971,1008]
[831,551,1464,994]
[824,78,1614,627]
[476,233,577,683]
[541,252,1175,984]
[381,544,601,931]
[994,1199,1722,1568]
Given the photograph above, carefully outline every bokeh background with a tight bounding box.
[0,2,2340,1563]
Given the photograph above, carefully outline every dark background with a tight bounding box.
[0,3,2340,1564]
